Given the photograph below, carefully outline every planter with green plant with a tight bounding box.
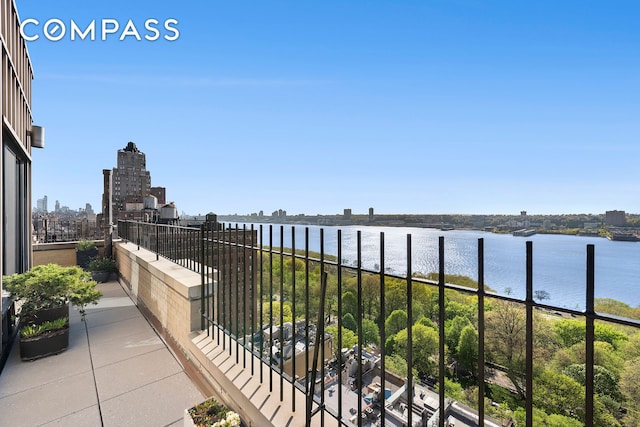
[184,397,241,427]
[86,257,117,283]
[3,263,102,360]
[76,239,98,268]
[19,317,69,361]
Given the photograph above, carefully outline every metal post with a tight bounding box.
[439,236,445,427]
[585,244,595,427]
[525,241,533,427]
[477,238,485,425]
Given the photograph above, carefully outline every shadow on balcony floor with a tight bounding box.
[0,280,204,427]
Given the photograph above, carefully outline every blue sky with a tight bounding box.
[20,1,640,216]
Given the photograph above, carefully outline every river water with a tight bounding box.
[235,223,640,310]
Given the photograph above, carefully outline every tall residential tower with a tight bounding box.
[112,142,151,215]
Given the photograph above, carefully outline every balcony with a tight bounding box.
[2,219,640,426]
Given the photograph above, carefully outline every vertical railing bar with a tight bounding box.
[235,225,240,364]
[306,271,328,426]
[291,227,296,413]
[279,226,285,402]
[357,231,363,427]
[477,238,485,425]
[251,224,256,377]
[200,224,206,331]
[260,225,264,384]
[304,227,310,421]
[222,225,227,351]
[525,241,533,427]
[155,223,159,261]
[337,230,343,423]
[269,225,274,392]
[585,244,595,427]
[320,228,325,427]
[379,232,386,425]
[438,236,445,427]
[406,234,413,427]
[208,224,214,338]
[243,224,247,369]
[216,225,221,344]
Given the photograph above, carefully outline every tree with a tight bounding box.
[385,309,408,337]
[445,315,472,357]
[620,357,640,426]
[342,313,357,332]
[534,289,550,302]
[395,324,439,376]
[457,325,479,374]
[361,318,380,346]
[342,291,358,318]
[485,301,526,377]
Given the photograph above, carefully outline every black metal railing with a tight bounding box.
[118,219,640,427]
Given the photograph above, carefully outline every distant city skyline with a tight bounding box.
[23,1,639,216]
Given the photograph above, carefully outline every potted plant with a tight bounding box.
[86,257,117,283]
[3,263,102,360]
[184,397,241,427]
[76,239,98,269]
[19,317,69,361]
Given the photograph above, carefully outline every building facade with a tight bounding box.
[605,210,626,227]
[1,0,36,363]
[112,142,151,215]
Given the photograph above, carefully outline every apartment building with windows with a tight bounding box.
[112,141,152,215]
[1,0,38,362]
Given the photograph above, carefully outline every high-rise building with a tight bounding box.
[605,210,626,227]
[36,195,48,213]
[112,142,151,215]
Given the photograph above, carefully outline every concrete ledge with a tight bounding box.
[187,330,327,427]
[113,241,331,427]
[33,240,106,267]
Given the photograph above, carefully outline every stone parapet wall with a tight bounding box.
[32,241,105,267]
[114,241,202,354]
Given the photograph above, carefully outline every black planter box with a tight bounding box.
[22,304,69,326]
[76,247,99,268]
[19,327,69,361]
[91,271,110,283]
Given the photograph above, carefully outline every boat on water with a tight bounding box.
[513,229,537,237]
[609,232,639,242]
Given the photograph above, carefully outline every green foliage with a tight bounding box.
[457,325,478,373]
[384,354,408,378]
[20,317,68,338]
[261,301,292,325]
[326,325,357,352]
[188,397,236,427]
[554,319,628,350]
[620,357,640,426]
[435,377,464,401]
[342,313,357,332]
[533,370,585,422]
[361,318,380,346]
[445,315,472,356]
[385,309,407,337]
[341,291,358,318]
[4,264,101,321]
[395,323,439,376]
[76,239,97,251]
[595,298,640,320]
[562,364,620,399]
[86,257,116,272]
[513,407,583,427]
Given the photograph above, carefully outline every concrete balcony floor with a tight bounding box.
[0,280,204,426]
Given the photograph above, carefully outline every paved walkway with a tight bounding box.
[0,280,204,427]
